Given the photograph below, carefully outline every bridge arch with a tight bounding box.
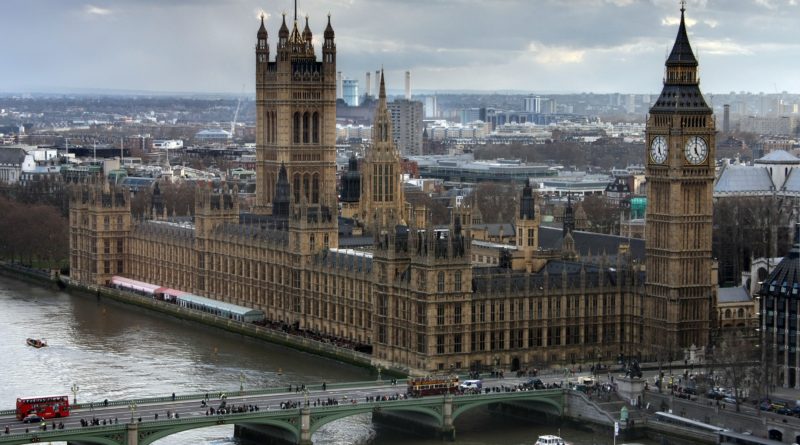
[452,394,562,422]
[308,405,441,437]
[769,428,784,441]
[139,418,300,445]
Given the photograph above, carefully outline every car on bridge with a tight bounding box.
[22,414,42,424]
[459,380,482,391]
[523,379,545,390]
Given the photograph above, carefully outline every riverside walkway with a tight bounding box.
[0,378,566,445]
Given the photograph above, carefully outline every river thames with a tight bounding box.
[0,274,653,445]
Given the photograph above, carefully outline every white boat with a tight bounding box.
[535,435,566,445]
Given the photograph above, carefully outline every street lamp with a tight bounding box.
[70,383,79,405]
[376,366,382,382]
[239,372,245,392]
[129,402,137,423]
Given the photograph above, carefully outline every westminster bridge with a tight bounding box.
[0,379,571,445]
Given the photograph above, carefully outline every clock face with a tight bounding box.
[650,136,668,164]
[684,136,708,164]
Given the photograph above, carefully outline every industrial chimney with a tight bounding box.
[404,71,411,100]
[336,72,343,100]
[365,72,371,100]
[374,70,380,97]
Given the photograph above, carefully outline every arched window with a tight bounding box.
[312,173,319,203]
[312,112,319,143]
[737,308,744,318]
[293,112,301,143]
[303,112,310,143]
[293,174,301,203]
[303,174,310,201]
[264,111,272,144]
[271,112,277,143]
[724,309,731,319]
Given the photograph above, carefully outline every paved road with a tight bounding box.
[0,377,544,435]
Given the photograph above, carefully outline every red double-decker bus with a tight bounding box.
[16,395,70,420]
[406,376,460,397]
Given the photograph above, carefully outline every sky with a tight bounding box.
[3,0,800,95]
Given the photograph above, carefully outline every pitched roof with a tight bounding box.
[714,166,774,194]
[717,286,751,304]
[538,226,645,262]
[782,168,800,193]
[756,150,800,164]
[0,147,26,165]
[761,223,800,298]
[666,8,698,67]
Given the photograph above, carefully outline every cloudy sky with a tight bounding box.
[3,0,800,95]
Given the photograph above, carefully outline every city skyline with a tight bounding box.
[3,1,800,96]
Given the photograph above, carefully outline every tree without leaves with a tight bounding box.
[713,196,794,286]
[581,195,620,235]
[708,330,761,412]
[473,182,519,224]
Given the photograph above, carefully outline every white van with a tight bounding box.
[459,379,482,391]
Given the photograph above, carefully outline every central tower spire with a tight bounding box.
[361,70,406,230]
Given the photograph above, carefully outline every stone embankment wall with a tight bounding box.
[68,280,391,373]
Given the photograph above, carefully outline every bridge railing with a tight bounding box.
[0,423,126,442]
[1,374,553,415]
[2,378,410,413]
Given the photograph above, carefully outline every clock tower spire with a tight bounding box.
[643,3,715,360]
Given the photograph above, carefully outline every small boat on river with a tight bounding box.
[26,338,47,348]
[535,435,567,445]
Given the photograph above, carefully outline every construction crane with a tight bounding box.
[229,85,245,140]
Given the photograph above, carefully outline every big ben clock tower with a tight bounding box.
[644,3,715,359]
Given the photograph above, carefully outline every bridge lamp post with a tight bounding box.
[70,383,79,405]
[129,402,137,424]
[239,372,245,392]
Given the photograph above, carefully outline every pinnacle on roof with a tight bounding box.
[324,12,334,39]
[257,13,267,37]
[666,2,698,67]
[379,68,386,100]
[303,15,312,41]
[279,12,289,37]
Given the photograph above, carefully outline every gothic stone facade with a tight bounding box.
[69,7,712,373]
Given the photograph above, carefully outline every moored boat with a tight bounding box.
[26,338,47,348]
[535,435,566,445]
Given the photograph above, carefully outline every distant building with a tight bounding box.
[410,155,555,184]
[152,140,184,150]
[343,79,359,107]
[740,115,796,136]
[195,129,232,143]
[424,96,438,118]
[0,146,35,184]
[388,99,423,156]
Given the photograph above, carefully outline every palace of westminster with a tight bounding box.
[69,5,720,374]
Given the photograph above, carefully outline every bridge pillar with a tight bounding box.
[440,394,455,441]
[299,406,313,445]
[126,422,138,445]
